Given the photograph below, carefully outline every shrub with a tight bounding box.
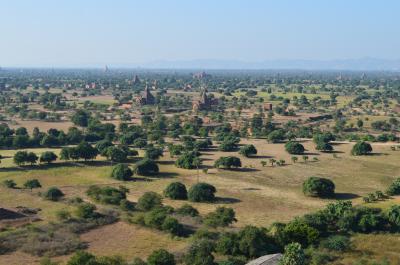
[176,204,199,217]
[44,187,64,201]
[111,163,133,181]
[2,179,17,189]
[188,183,217,202]
[285,141,305,155]
[239,145,257,157]
[147,249,175,265]
[321,235,351,252]
[134,159,159,176]
[75,203,97,219]
[120,199,135,211]
[137,192,163,211]
[351,141,372,156]
[204,207,237,228]
[303,177,335,198]
[164,182,188,200]
[86,185,128,205]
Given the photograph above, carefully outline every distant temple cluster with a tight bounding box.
[192,88,218,111]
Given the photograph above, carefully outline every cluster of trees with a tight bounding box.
[164,182,217,203]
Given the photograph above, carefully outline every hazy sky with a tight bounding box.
[1,0,399,66]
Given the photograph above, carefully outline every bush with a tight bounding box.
[239,145,257,157]
[351,141,372,156]
[386,178,400,196]
[204,207,237,228]
[120,199,135,211]
[3,179,17,189]
[75,203,97,219]
[176,204,199,217]
[44,187,64,201]
[164,182,188,200]
[285,141,305,155]
[321,235,351,252]
[137,192,163,211]
[86,185,128,205]
[214,156,242,169]
[111,163,133,181]
[188,183,217,202]
[134,159,159,176]
[303,177,335,198]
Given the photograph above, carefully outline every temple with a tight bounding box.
[135,84,155,105]
[192,88,218,111]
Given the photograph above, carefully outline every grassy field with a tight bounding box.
[0,140,399,264]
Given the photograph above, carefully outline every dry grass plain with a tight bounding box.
[0,139,399,264]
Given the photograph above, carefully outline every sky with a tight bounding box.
[1,0,400,67]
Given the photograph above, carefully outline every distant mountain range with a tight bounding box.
[136,58,400,71]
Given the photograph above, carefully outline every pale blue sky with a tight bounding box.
[1,0,399,67]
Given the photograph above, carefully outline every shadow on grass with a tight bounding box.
[215,196,242,204]
[255,155,274,159]
[334,193,360,200]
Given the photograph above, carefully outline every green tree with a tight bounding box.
[147,249,175,265]
[188,183,217,202]
[134,159,159,176]
[285,141,305,155]
[23,179,42,190]
[145,147,164,160]
[44,187,64,201]
[40,151,58,164]
[214,156,242,169]
[303,177,335,198]
[71,110,91,128]
[137,192,163,211]
[184,240,215,265]
[103,146,127,163]
[351,141,372,156]
[239,145,257,157]
[164,182,188,200]
[280,243,305,265]
[111,163,133,181]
